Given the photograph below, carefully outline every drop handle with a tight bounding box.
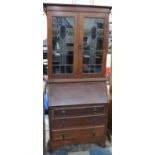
[62,110,66,115]
[93,108,97,113]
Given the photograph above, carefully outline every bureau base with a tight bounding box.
[47,80,108,152]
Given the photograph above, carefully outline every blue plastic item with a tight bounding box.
[90,146,112,155]
[52,150,68,155]
[44,87,48,114]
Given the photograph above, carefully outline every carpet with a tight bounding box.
[69,151,89,155]
[50,146,112,155]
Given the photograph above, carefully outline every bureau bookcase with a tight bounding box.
[44,3,111,151]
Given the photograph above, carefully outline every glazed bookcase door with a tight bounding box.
[47,12,78,79]
[79,13,108,78]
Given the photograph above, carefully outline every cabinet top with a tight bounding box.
[43,3,112,14]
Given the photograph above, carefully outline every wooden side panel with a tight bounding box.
[47,11,52,79]
[102,14,109,77]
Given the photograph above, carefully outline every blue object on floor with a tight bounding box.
[44,87,48,114]
[50,146,111,155]
[90,146,112,155]
[51,150,68,155]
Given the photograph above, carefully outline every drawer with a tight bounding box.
[50,105,105,117]
[51,114,106,129]
[50,136,105,151]
[51,126,105,141]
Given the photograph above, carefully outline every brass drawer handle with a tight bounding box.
[62,110,66,115]
[93,108,97,113]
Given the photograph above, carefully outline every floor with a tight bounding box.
[44,115,112,155]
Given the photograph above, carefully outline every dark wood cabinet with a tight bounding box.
[44,3,111,152]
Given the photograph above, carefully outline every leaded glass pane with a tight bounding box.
[52,16,74,74]
[83,18,104,74]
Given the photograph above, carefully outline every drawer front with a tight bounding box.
[51,115,106,129]
[51,126,105,141]
[50,136,105,151]
[50,105,105,117]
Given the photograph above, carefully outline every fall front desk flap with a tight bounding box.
[48,80,108,107]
